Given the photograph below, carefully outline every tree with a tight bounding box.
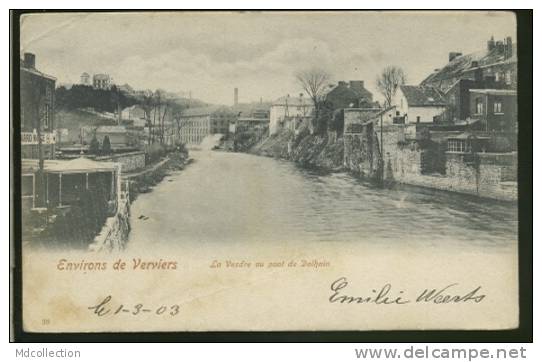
[89,135,100,155]
[170,102,187,143]
[295,68,331,133]
[102,135,112,155]
[376,66,406,108]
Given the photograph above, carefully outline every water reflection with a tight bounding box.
[129,151,517,250]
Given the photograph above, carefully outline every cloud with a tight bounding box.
[20,11,517,104]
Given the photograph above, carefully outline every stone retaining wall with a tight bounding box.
[97,151,146,172]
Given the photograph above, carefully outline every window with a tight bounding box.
[495,72,500,82]
[493,101,503,114]
[505,70,512,85]
[448,139,466,153]
[42,104,50,128]
[475,98,484,115]
[416,116,421,123]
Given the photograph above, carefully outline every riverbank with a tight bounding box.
[249,126,344,172]
[245,127,516,202]
[126,150,192,202]
[88,149,192,252]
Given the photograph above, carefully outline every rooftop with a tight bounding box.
[20,65,57,81]
[421,41,517,87]
[22,157,120,174]
[96,125,127,133]
[469,89,517,96]
[400,85,446,107]
[181,105,235,117]
[272,94,313,107]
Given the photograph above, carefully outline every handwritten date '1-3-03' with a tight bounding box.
[88,296,180,317]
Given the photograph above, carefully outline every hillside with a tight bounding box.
[249,125,344,171]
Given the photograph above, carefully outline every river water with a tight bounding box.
[128,151,517,252]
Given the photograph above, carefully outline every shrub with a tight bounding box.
[146,143,168,164]
[102,135,112,155]
[89,135,100,155]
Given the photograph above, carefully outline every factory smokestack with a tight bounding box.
[234,88,239,106]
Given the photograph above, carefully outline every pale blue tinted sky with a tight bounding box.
[20,11,516,105]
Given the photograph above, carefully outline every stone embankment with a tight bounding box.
[88,150,192,252]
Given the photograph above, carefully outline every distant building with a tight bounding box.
[421,35,517,92]
[231,109,270,133]
[391,85,447,124]
[80,72,90,86]
[20,52,57,160]
[179,106,235,145]
[269,93,314,135]
[93,73,112,90]
[121,105,148,128]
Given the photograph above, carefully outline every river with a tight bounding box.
[128,151,517,252]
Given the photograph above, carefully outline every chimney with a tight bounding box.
[505,36,513,59]
[495,40,504,54]
[474,68,483,83]
[448,52,462,62]
[487,36,495,52]
[234,88,238,106]
[338,81,347,87]
[349,80,364,90]
[23,53,35,69]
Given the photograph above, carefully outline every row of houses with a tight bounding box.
[341,35,518,201]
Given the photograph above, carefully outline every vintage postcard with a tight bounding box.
[14,10,521,333]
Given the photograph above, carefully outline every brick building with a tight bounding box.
[20,53,57,160]
[469,89,517,132]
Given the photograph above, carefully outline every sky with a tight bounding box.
[20,11,516,105]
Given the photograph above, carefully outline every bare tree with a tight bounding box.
[170,102,187,144]
[295,68,331,122]
[376,66,406,108]
[139,91,154,145]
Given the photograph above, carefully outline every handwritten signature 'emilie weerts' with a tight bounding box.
[329,277,486,305]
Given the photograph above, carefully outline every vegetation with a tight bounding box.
[102,135,112,155]
[295,68,332,133]
[89,135,100,154]
[145,143,170,164]
[376,66,406,108]
[37,187,109,249]
[56,85,139,113]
